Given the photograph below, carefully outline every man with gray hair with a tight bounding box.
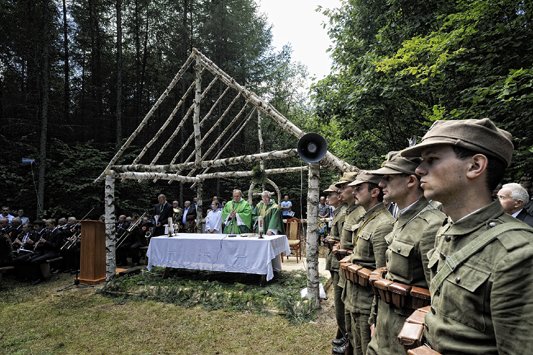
[252,191,283,235]
[498,183,533,227]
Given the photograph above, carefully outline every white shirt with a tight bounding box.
[205,209,222,233]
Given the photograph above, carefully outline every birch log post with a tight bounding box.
[193,58,203,164]
[257,111,265,190]
[196,181,203,233]
[306,163,320,308]
[105,172,117,282]
[95,53,195,182]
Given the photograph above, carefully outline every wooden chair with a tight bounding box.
[285,217,302,262]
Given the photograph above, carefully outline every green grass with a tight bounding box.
[0,272,335,354]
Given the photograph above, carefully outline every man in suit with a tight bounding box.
[181,200,197,233]
[498,182,533,227]
[153,194,172,236]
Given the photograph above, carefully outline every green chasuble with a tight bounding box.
[252,200,284,234]
[222,199,252,234]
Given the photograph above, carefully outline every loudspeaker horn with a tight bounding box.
[297,133,328,163]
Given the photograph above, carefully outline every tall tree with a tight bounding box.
[62,0,70,122]
[37,0,51,217]
[116,0,123,146]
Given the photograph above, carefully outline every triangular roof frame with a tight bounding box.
[95,48,355,186]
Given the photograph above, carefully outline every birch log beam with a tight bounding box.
[133,80,195,164]
[95,53,195,182]
[306,163,320,308]
[117,172,200,182]
[191,48,356,173]
[105,172,117,282]
[193,58,203,164]
[112,149,299,173]
[196,167,307,180]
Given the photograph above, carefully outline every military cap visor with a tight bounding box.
[348,171,382,186]
[334,171,358,187]
[401,118,513,167]
[324,184,340,193]
[369,152,421,176]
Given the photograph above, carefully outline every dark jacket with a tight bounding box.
[516,209,533,228]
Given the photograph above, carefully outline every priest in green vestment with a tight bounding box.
[252,191,284,235]
[222,189,252,234]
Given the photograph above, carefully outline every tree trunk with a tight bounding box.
[37,0,50,218]
[61,0,70,122]
[105,173,117,281]
[306,163,320,308]
[115,0,123,146]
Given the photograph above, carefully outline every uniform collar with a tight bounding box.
[443,201,505,236]
[396,198,428,228]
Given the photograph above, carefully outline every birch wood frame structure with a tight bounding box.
[96,49,357,305]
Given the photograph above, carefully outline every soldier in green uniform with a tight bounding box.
[402,118,533,354]
[366,152,446,355]
[333,172,365,354]
[344,171,394,355]
[324,184,348,347]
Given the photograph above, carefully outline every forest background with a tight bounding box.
[0,0,531,219]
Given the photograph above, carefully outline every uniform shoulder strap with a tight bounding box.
[430,221,532,294]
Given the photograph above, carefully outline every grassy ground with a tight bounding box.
[0,271,335,354]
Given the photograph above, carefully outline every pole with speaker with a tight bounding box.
[296,132,327,308]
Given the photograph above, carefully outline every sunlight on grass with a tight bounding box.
[0,272,334,354]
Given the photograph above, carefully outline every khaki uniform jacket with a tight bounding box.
[385,198,446,287]
[337,204,365,289]
[425,201,533,354]
[367,198,446,355]
[325,204,347,271]
[343,203,394,314]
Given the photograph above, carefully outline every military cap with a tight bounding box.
[401,118,514,166]
[334,171,358,187]
[369,151,421,175]
[324,184,340,193]
[348,171,382,186]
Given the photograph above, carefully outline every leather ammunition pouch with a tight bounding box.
[409,286,431,309]
[374,279,393,303]
[398,307,431,350]
[334,248,352,261]
[389,282,412,309]
[407,345,441,355]
[398,321,424,349]
[357,267,372,287]
[346,264,362,283]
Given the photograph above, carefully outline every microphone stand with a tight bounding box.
[56,270,91,291]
